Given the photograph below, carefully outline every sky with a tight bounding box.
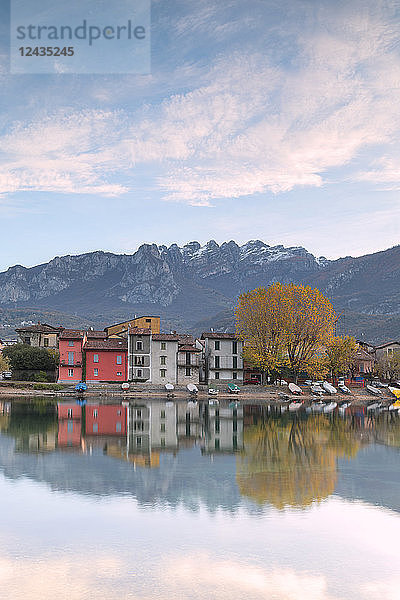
[0,0,400,270]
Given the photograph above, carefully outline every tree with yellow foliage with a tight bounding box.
[235,282,337,381]
[325,336,357,379]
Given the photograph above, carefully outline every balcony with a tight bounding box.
[60,360,82,367]
[177,355,200,367]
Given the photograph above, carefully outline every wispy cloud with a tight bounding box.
[0,0,399,205]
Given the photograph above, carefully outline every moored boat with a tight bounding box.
[367,385,382,396]
[323,382,337,395]
[338,384,351,394]
[389,387,400,399]
[311,384,324,395]
[187,383,198,394]
[228,383,240,393]
[208,387,219,396]
[288,382,302,395]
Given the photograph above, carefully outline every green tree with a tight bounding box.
[3,344,58,372]
[375,354,400,382]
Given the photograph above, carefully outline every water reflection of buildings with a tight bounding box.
[55,400,244,466]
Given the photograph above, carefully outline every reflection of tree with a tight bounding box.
[236,416,361,509]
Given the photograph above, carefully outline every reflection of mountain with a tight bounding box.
[0,404,399,514]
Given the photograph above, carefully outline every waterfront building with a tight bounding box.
[85,338,127,383]
[16,322,63,349]
[127,327,152,381]
[58,329,85,383]
[177,342,201,384]
[151,333,179,384]
[200,332,244,384]
[105,316,160,337]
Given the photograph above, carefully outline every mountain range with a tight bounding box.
[0,240,399,343]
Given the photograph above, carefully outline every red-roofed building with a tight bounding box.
[58,329,85,383]
[85,338,128,383]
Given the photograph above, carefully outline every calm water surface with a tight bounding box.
[0,398,399,600]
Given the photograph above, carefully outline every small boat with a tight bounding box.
[389,387,400,399]
[75,383,87,392]
[311,384,324,395]
[165,383,174,392]
[208,387,219,396]
[323,382,337,395]
[187,383,198,394]
[208,398,219,406]
[367,385,382,396]
[338,384,351,395]
[389,400,400,410]
[323,401,337,413]
[121,382,130,391]
[288,383,302,395]
[228,383,240,394]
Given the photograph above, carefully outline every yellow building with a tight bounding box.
[105,316,160,337]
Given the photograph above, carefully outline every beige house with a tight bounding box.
[375,341,400,361]
[15,323,63,349]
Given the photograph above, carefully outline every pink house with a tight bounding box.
[58,330,85,383]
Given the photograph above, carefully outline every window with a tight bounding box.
[161,438,165,447]
[185,352,191,365]
[93,409,98,418]
[215,438,220,450]
[67,421,73,432]
[135,421,144,431]
[233,372,237,380]
[93,423,98,433]
[161,342,166,350]
[68,368,74,377]
[137,369,142,378]
[116,422,122,432]
[214,356,220,369]
[160,355,166,365]
[185,367,191,376]
[134,356,144,366]
[136,436,142,446]
[214,340,220,350]
[146,318,151,323]
[233,356,237,369]
[160,369,166,378]
[117,371,122,376]
[94,368,99,376]
[43,338,49,347]
[160,423,165,432]
[215,372,220,379]
[93,354,99,363]
[68,340,74,347]
[136,340,143,350]
[68,351,74,365]
[232,341,237,355]
[67,408,73,418]
[136,409,142,418]
[23,337,31,345]
[160,410,165,419]
[116,355,122,364]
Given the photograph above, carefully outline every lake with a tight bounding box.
[0,398,399,599]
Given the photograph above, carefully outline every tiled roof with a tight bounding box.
[152,333,180,341]
[16,323,64,334]
[128,327,152,335]
[178,345,201,352]
[375,341,400,349]
[85,339,127,351]
[178,334,194,345]
[86,330,107,339]
[201,332,238,340]
[59,329,85,339]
